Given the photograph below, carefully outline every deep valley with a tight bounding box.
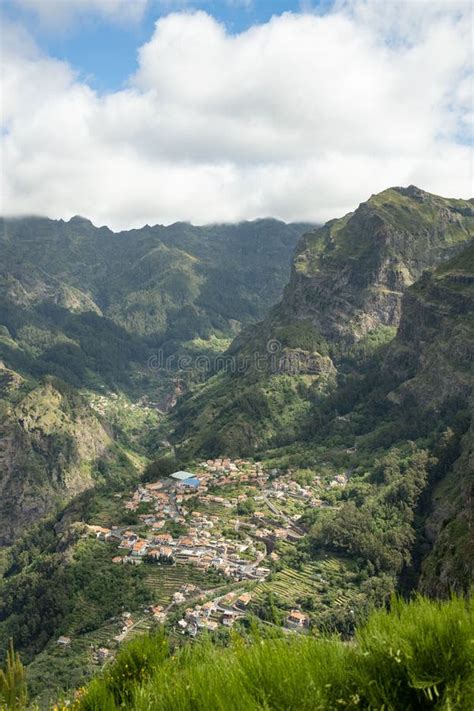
[0,187,473,708]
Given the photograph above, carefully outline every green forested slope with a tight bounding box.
[1,216,308,347]
[172,187,474,456]
[0,217,308,541]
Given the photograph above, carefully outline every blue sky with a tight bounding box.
[2,1,332,92]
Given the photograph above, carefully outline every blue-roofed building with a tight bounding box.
[181,478,200,488]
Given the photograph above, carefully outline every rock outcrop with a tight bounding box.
[383,245,474,594]
[276,185,474,347]
[0,375,119,543]
[173,187,474,455]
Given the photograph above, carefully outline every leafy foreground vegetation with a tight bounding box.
[0,641,28,710]
[33,595,471,711]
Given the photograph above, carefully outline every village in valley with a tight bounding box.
[77,457,348,660]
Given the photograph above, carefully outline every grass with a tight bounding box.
[69,594,473,711]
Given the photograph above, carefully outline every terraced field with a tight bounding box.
[253,563,323,604]
[124,616,155,642]
[144,564,218,605]
[253,557,357,606]
[84,620,121,647]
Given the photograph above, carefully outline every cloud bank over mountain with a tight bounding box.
[1,1,472,229]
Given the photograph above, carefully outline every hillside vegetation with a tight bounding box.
[0,188,472,707]
[172,187,474,456]
[1,216,308,352]
[62,595,473,711]
[0,217,308,541]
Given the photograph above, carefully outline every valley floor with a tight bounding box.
[23,456,367,705]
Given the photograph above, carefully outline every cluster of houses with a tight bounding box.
[267,472,347,507]
[124,480,174,515]
[82,458,349,643]
[86,458,350,585]
[175,591,253,635]
[174,591,310,636]
[90,392,149,418]
[88,517,270,582]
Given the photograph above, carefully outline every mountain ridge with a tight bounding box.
[172,186,474,456]
[0,187,473,705]
[0,217,312,541]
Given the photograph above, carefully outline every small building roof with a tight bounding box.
[171,471,195,481]
[236,593,252,605]
[160,546,174,556]
[56,636,71,645]
[155,532,173,541]
[181,478,200,488]
[288,610,309,622]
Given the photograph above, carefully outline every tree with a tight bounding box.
[143,455,181,482]
[253,592,284,625]
[237,499,255,516]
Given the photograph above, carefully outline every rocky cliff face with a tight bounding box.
[0,370,133,544]
[227,186,474,384]
[382,245,474,594]
[384,245,474,409]
[419,415,473,596]
[281,186,473,346]
[173,187,474,456]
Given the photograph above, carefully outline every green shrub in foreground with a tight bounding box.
[73,631,169,711]
[74,595,473,710]
[353,595,473,710]
[0,640,28,710]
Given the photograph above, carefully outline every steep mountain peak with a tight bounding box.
[392,184,430,199]
[368,184,432,202]
[172,188,474,457]
[283,186,474,344]
[68,215,95,227]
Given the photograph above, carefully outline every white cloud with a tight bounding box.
[0,3,472,230]
[11,0,148,27]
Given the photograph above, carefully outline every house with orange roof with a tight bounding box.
[286,610,310,628]
[234,593,252,610]
[178,536,195,547]
[159,546,174,559]
[201,601,216,616]
[220,593,237,607]
[132,540,148,556]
